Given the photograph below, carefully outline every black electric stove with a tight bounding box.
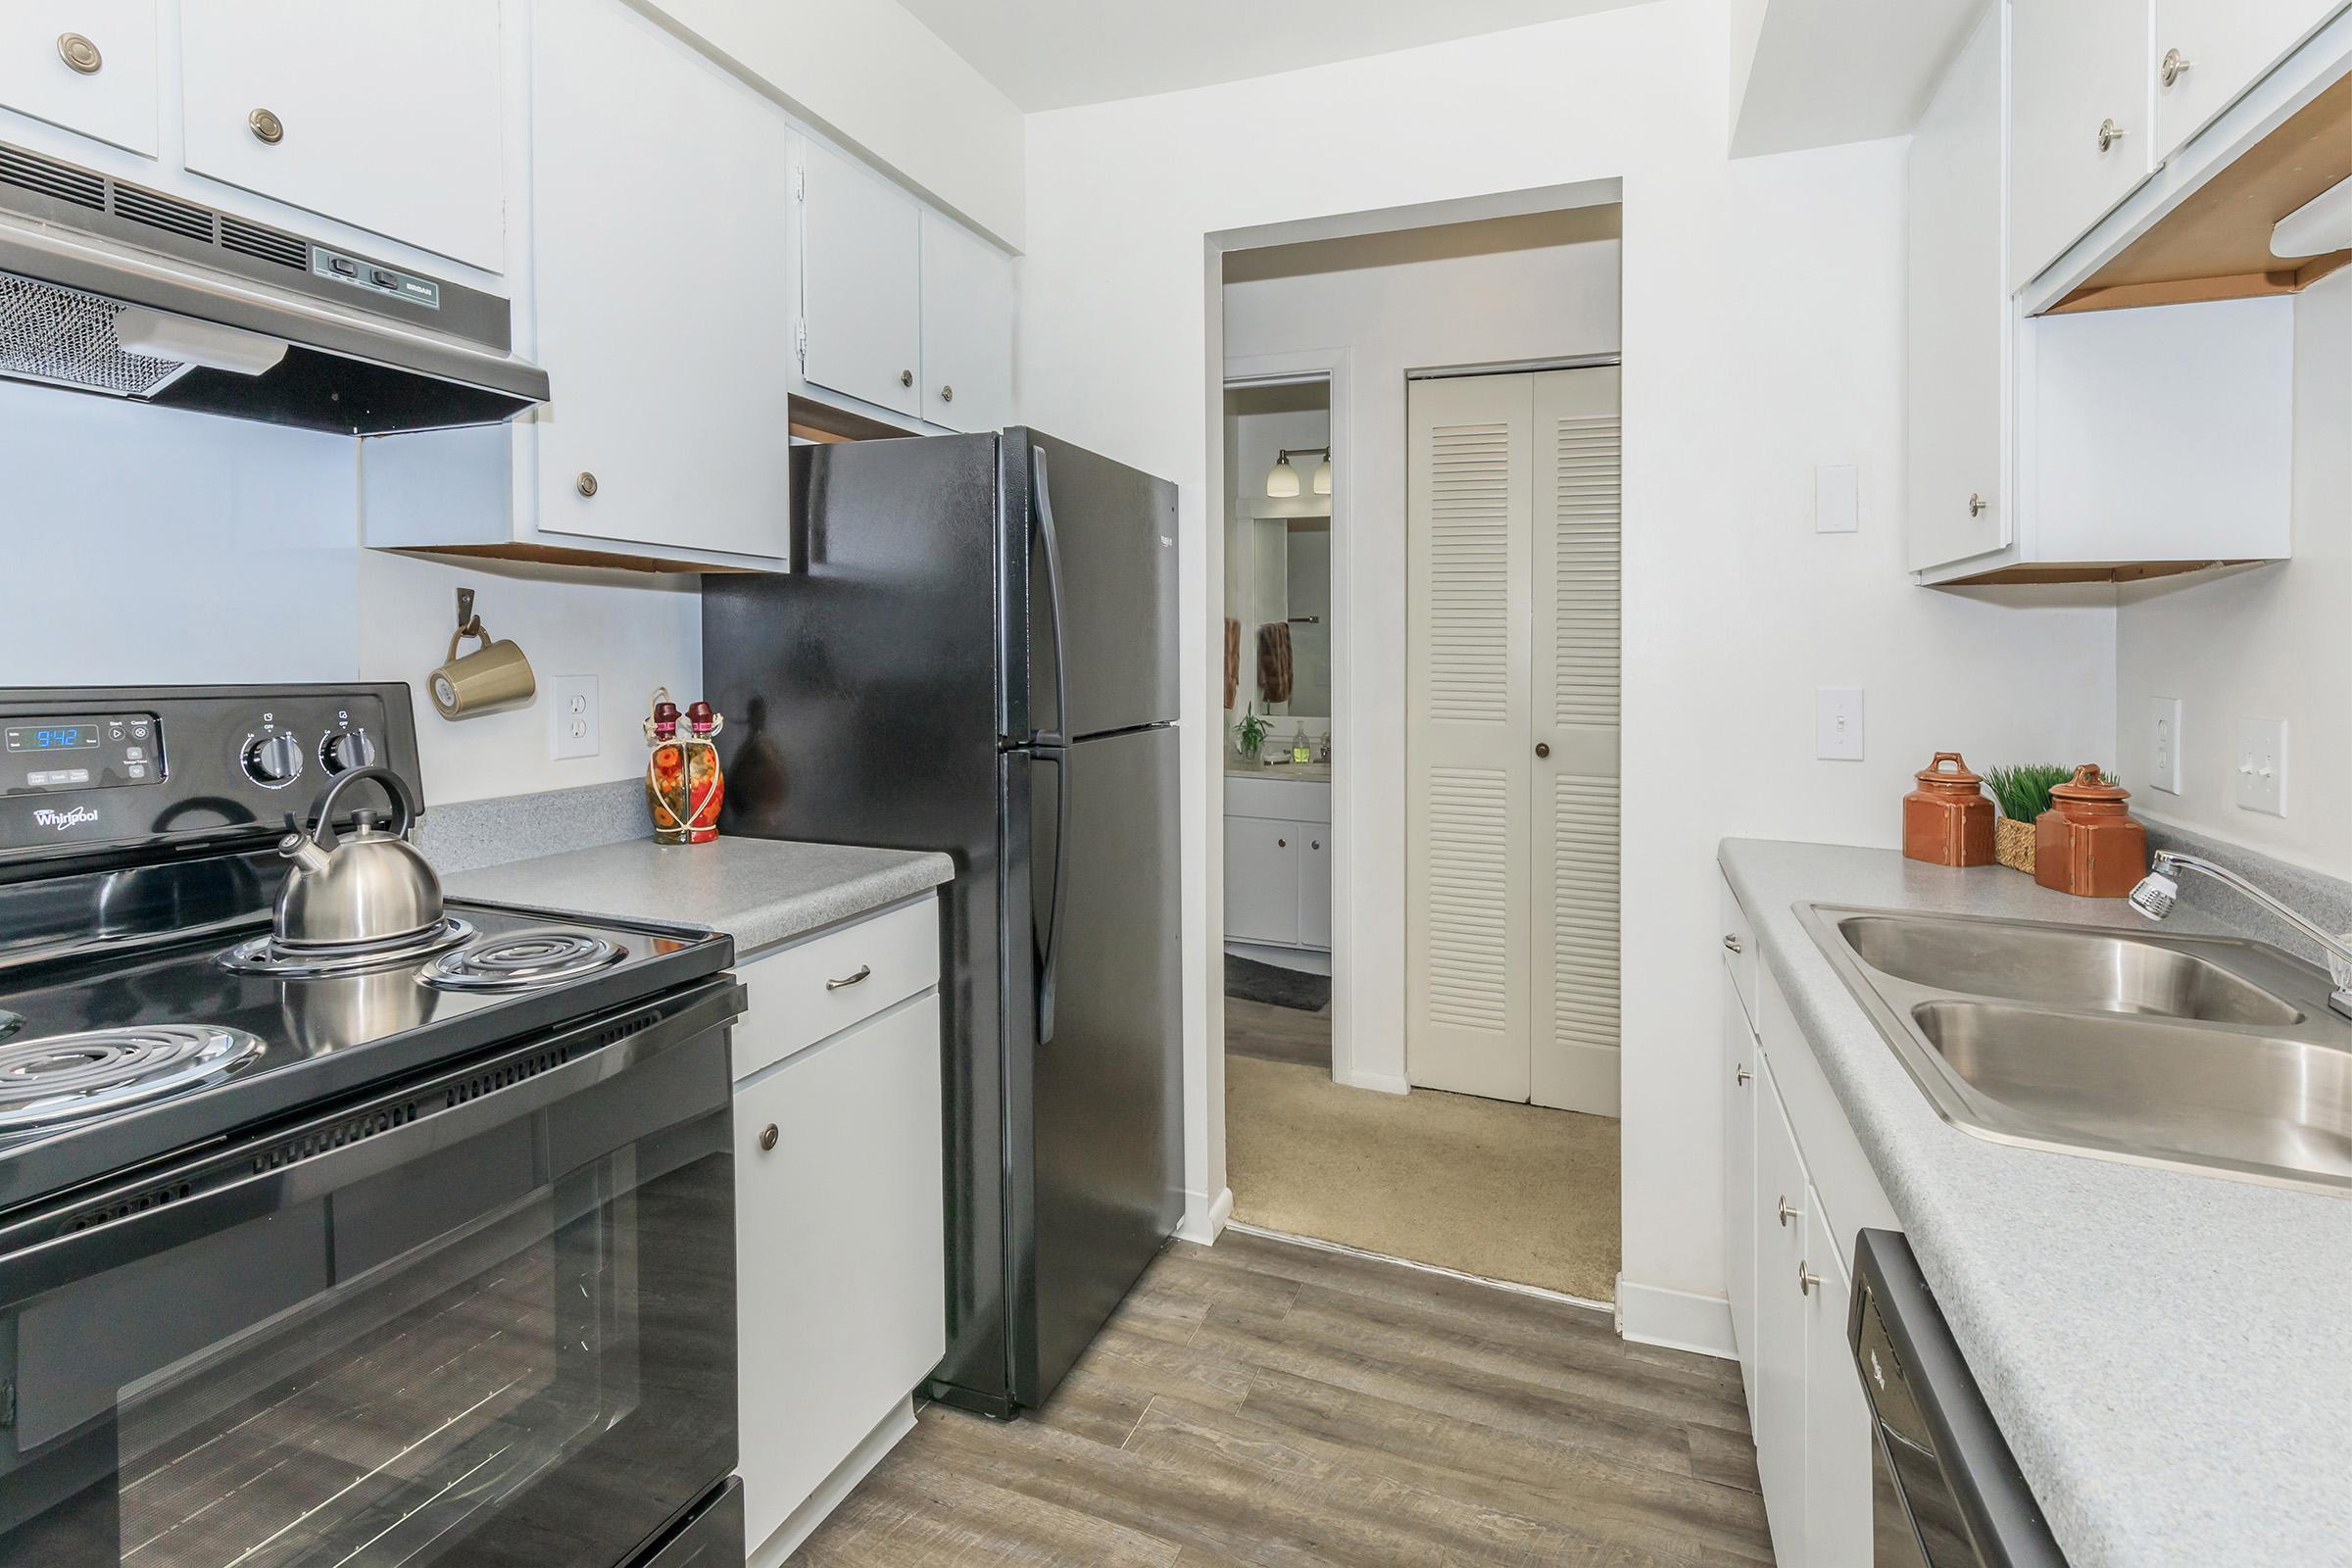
[0,685,745,1568]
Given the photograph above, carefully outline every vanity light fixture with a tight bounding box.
[1265,446,1331,499]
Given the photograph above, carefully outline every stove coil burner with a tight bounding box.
[219,917,476,978]
[0,1025,266,1129]
[424,931,627,993]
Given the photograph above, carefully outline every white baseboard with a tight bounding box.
[1333,1064,1410,1095]
[748,1397,918,1568]
[1615,1277,1738,1360]
[1177,1185,1234,1244]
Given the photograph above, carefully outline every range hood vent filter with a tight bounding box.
[0,272,183,396]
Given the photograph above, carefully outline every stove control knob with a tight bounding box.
[320,727,377,774]
[242,731,304,788]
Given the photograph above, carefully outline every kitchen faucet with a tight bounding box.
[2130,850,2352,1021]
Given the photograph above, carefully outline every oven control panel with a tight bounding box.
[3,713,162,793]
[0,685,421,858]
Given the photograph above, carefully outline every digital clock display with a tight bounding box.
[5,725,102,753]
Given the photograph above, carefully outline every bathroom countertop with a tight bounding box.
[1719,838,2352,1568]
[448,835,955,958]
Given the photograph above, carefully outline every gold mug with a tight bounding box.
[429,619,536,718]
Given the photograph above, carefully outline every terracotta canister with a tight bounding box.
[2034,764,2147,897]
[1904,753,1996,867]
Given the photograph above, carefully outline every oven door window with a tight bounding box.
[0,1054,733,1568]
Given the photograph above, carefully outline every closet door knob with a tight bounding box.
[1535,742,1551,759]
[57,33,103,74]
[249,107,285,145]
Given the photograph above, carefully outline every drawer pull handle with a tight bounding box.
[1797,1260,1822,1297]
[759,1123,779,1152]
[825,963,872,992]
[1778,1196,1799,1227]
[1722,934,1742,954]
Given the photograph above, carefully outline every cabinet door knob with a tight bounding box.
[1736,1064,1751,1085]
[1968,492,1987,517]
[249,107,285,145]
[1535,742,1551,759]
[1310,839,1320,851]
[2096,118,2127,154]
[1778,1196,1799,1227]
[1722,934,1742,954]
[825,963,872,992]
[2160,48,2191,88]
[940,384,955,403]
[900,368,914,388]
[1277,837,1287,849]
[575,471,599,498]
[1797,1259,1822,1297]
[759,1123,779,1152]
[57,33,103,74]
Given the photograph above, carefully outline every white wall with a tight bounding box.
[1225,226,1623,1095]
[0,386,703,808]
[2113,268,2352,873]
[637,0,1026,246]
[1018,0,2115,1316]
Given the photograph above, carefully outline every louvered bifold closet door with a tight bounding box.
[1405,373,1535,1102]
[1531,367,1623,1115]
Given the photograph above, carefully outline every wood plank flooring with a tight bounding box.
[790,1229,1773,1567]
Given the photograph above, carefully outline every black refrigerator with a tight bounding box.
[703,427,1183,1418]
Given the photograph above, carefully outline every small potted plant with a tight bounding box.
[1235,705,1271,765]
[1983,763,2085,873]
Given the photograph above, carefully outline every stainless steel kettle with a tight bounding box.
[273,767,443,950]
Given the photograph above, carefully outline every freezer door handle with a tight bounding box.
[1034,743,1071,1044]
[1031,444,1072,748]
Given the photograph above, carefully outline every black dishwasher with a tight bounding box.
[1849,1230,2069,1568]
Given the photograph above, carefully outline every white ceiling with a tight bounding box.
[896,0,1660,112]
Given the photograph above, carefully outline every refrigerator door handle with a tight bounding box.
[1031,444,1072,750]
[1034,743,1071,1044]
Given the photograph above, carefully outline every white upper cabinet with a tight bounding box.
[1906,6,2007,572]
[800,137,924,419]
[0,1,160,157]
[918,207,1014,432]
[2008,0,2154,287]
[178,1,506,271]
[2154,0,2350,161]
[526,0,792,561]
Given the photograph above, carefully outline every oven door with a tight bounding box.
[0,977,741,1568]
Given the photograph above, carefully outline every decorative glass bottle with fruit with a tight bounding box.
[644,687,725,844]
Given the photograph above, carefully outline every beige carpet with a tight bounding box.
[1225,1053,1622,1301]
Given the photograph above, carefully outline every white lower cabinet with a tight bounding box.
[1722,887,1887,1565]
[731,904,946,1562]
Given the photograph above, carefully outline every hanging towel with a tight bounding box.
[1257,621,1294,706]
[1224,617,1241,710]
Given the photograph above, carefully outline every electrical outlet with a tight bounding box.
[1814,465,1859,534]
[2234,716,2286,816]
[553,675,600,760]
[1816,687,1864,760]
[2149,697,2182,795]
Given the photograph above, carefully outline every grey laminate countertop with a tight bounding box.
[446,835,954,958]
[1719,839,2352,1568]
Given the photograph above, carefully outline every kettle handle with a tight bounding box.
[310,766,416,848]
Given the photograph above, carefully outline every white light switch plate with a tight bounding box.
[1816,687,1864,760]
[2149,697,2182,795]
[2234,716,2286,816]
[553,675,600,760]
[1815,465,1859,534]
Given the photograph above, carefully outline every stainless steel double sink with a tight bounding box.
[1799,904,2352,1196]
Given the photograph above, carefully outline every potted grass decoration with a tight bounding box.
[1983,763,2077,873]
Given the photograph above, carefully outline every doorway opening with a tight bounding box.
[1214,204,1624,1305]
